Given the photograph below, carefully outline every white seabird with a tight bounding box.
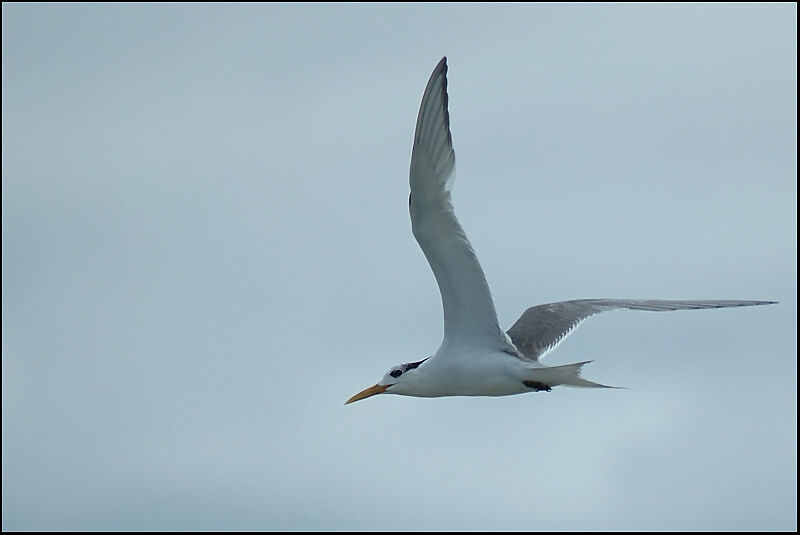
[346,57,776,404]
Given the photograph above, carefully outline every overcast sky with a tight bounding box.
[2,3,796,531]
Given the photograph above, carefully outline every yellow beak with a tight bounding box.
[345,383,390,405]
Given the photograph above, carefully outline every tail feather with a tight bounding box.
[528,361,617,389]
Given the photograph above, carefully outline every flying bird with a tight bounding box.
[346,57,776,404]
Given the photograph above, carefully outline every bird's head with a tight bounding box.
[345,358,429,404]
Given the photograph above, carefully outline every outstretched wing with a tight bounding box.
[409,57,508,351]
[506,299,777,360]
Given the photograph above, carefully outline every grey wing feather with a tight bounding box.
[506,299,777,360]
[409,58,508,350]
[411,57,455,183]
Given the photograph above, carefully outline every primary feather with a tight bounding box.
[506,299,777,361]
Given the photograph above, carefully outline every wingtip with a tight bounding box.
[435,56,448,76]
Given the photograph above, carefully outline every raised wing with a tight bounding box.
[506,299,777,360]
[409,57,508,350]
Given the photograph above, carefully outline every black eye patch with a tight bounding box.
[390,369,403,378]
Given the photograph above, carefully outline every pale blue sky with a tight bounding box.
[2,3,796,531]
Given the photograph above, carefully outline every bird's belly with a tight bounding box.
[444,375,528,397]
[414,353,530,397]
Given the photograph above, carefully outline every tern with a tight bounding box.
[346,57,776,405]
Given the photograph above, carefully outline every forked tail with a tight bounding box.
[527,361,616,389]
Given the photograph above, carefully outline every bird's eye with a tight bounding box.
[390,369,403,378]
